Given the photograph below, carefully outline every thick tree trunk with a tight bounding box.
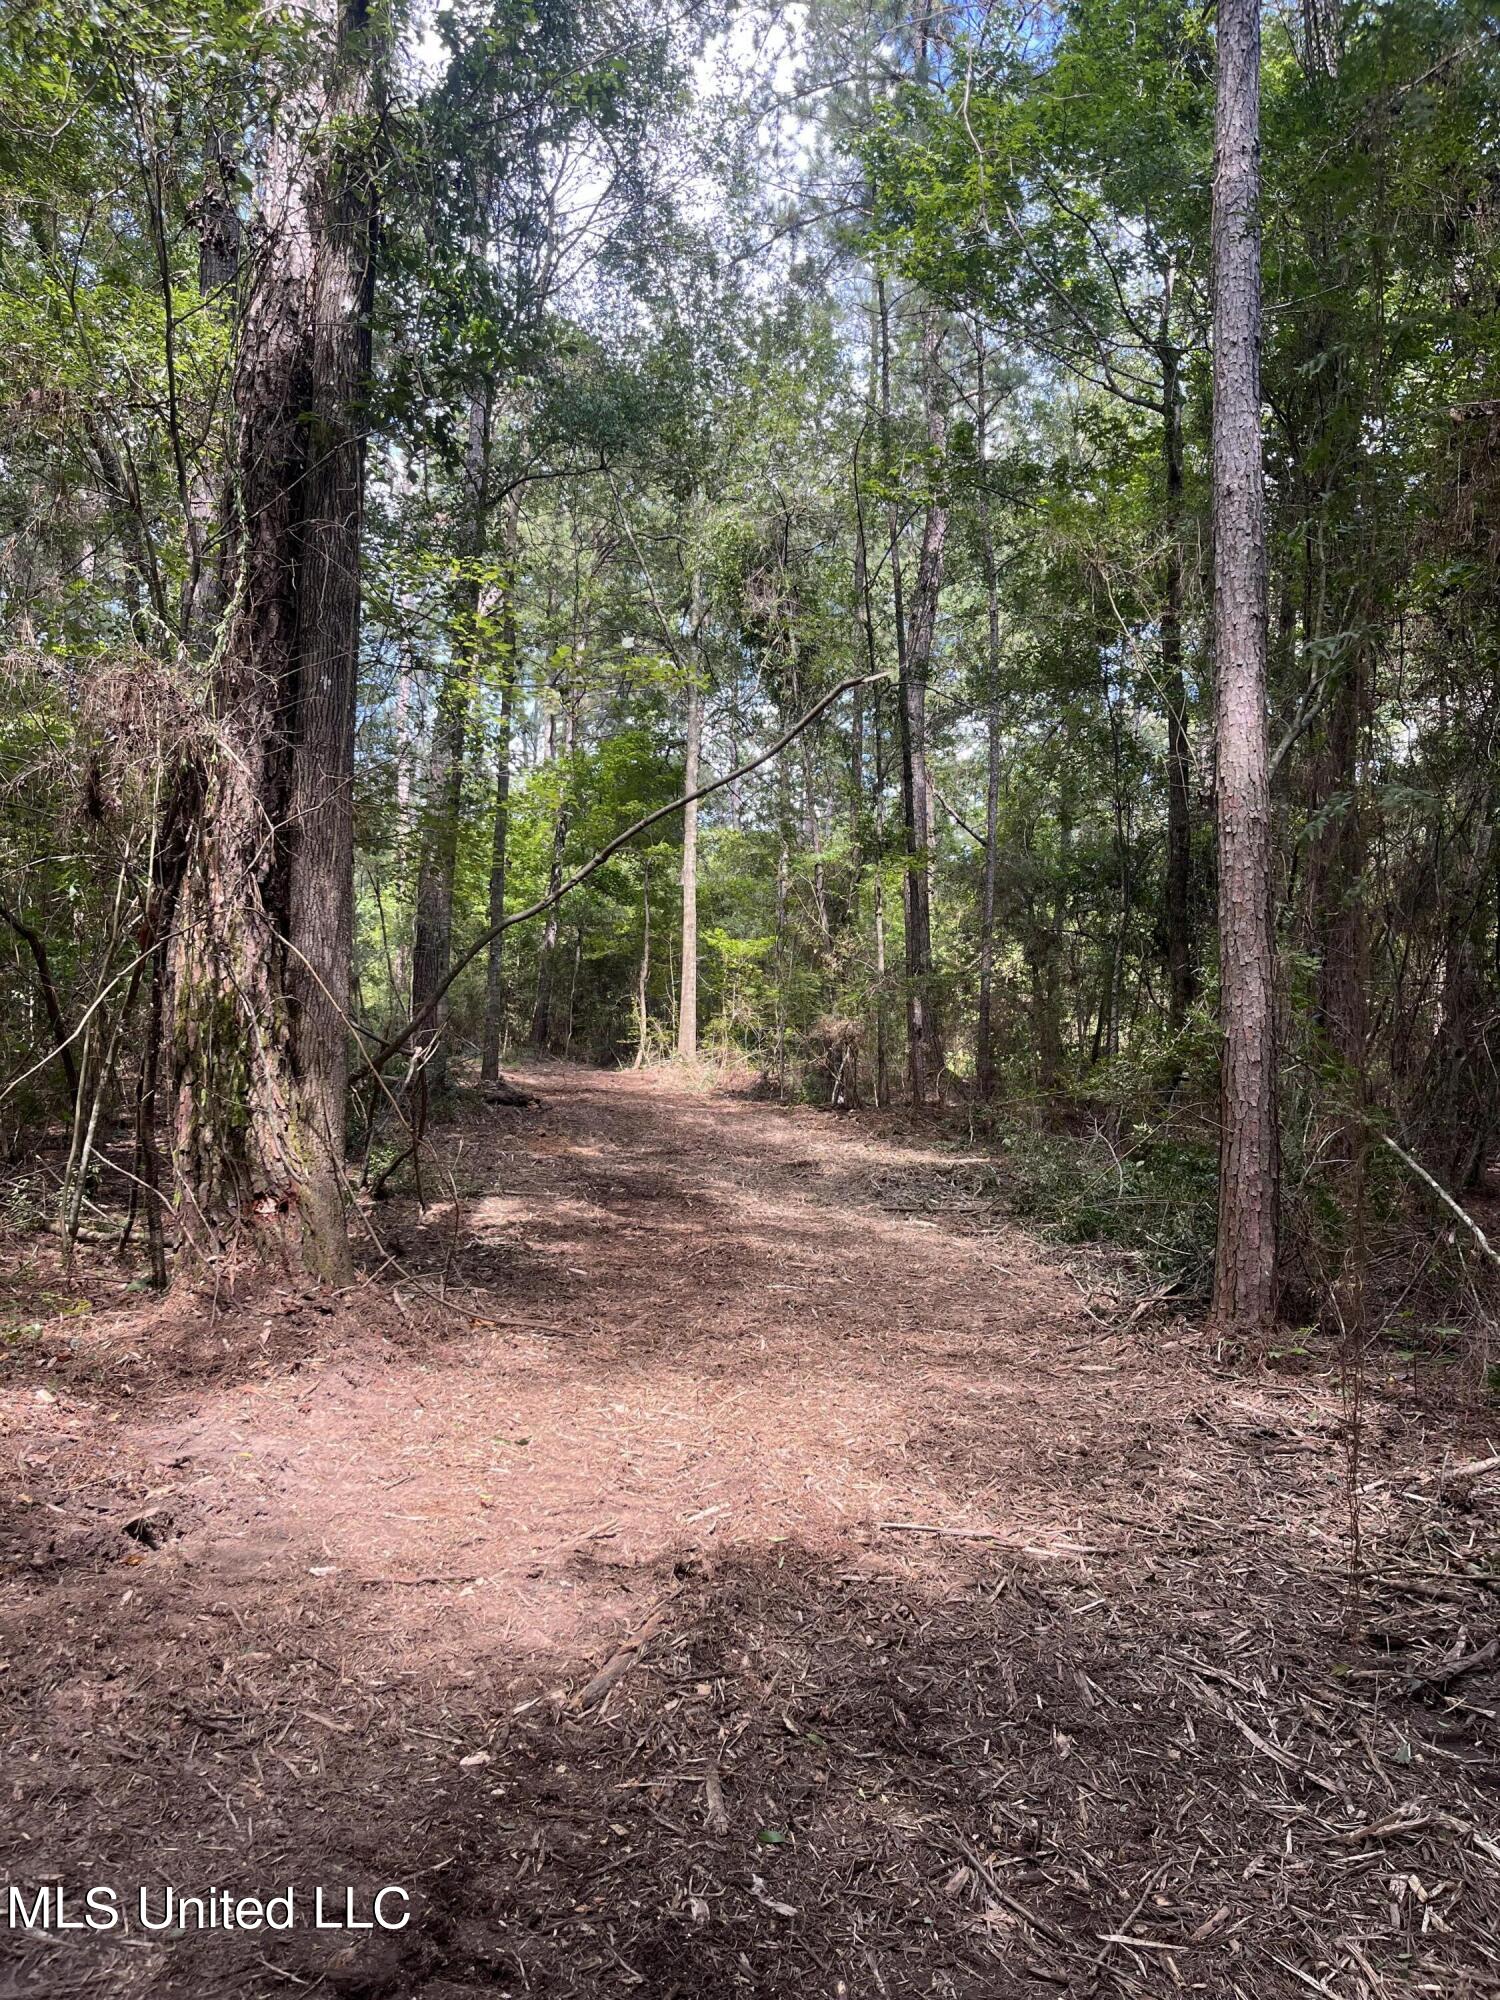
[169,0,374,1286]
[278,0,372,1230]
[1209,0,1278,1337]
[481,496,520,1084]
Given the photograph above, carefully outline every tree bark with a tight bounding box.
[1209,0,1278,1337]
[974,332,1003,1101]
[901,308,949,1101]
[678,635,703,1060]
[530,701,574,1049]
[168,0,375,1286]
[410,389,490,1093]
[634,856,651,1067]
[880,280,946,1105]
[1159,317,1196,1033]
[481,494,520,1083]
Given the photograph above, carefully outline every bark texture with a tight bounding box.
[168,0,375,1285]
[677,665,702,1059]
[974,335,1003,1101]
[530,701,575,1049]
[480,496,520,1084]
[883,286,946,1105]
[1209,0,1278,1336]
[1160,326,1195,1033]
[410,390,491,1093]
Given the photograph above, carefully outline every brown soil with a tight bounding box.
[1,1060,1497,1999]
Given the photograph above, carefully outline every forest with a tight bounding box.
[2,0,1499,1995]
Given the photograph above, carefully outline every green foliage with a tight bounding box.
[1002,1120,1219,1298]
[3,0,1498,1356]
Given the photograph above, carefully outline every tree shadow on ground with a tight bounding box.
[2,1525,1496,2000]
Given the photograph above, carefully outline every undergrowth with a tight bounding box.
[995,1121,1219,1301]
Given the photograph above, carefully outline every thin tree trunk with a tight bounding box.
[531,703,574,1049]
[903,309,948,1099]
[1104,695,1131,1061]
[481,494,520,1083]
[410,388,490,1093]
[880,278,945,1105]
[787,624,830,953]
[564,922,582,1049]
[774,753,791,1094]
[408,673,466,1089]
[634,858,651,1068]
[138,944,168,1288]
[678,644,702,1059]
[974,332,1003,1101]
[1160,314,1195,1032]
[1209,0,1278,1337]
[1038,795,1070,1092]
[1313,637,1369,1326]
[0,900,79,1101]
[872,683,892,1110]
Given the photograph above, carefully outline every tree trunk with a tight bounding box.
[1418,794,1499,1189]
[880,279,945,1105]
[1209,0,1278,1337]
[1299,4,1368,1329]
[169,0,375,1286]
[974,332,1003,1101]
[530,703,574,1049]
[1102,695,1131,1063]
[481,494,520,1084]
[1311,632,1369,1327]
[408,676,467,1093]
[774,752,791,1094]
[634,857,651,1067]
[872,683,891,1110]
[678,654,702,1059]
[410,388,490,1093]
[1160,320,1195,1033]
[901,309,949,1101]
[0,900,79,1101]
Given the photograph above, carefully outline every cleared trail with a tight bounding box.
[2,1062,1497,1997]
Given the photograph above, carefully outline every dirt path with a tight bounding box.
[2,1063,1497,1998]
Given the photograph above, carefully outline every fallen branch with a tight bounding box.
[876,1520,1012,1541]
[572,1594,680,1712]
[1379,1133,1500,1269]
[1410,1634,1500,1695]
[932,1831,1073,1949]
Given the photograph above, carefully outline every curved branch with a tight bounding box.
[361,669,894,1079]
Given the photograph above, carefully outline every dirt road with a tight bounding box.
[2,1063,1497,1997]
